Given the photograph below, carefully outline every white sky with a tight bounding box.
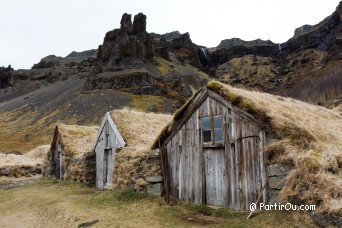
[0,0,340,69]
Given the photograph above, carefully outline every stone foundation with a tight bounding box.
[66,152,96,186]
[113,149,163,196]
[0,165,42,178]
[44,151,96,186]
[267,163,291,204]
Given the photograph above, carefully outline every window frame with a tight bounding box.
[201,114,224,148]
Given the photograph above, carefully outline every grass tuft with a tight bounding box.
[117,188,148,202]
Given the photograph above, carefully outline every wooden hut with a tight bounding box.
[92,109,172,192]
[154,81,342,214]
[154,83,270,210]
[92,112,126,190]
[49,124,99,182]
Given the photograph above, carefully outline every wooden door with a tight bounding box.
[54,146,60,179]
[103,149,113,187]
[204,148,228,207]
[54,144,64,180]
[103,149,108,184]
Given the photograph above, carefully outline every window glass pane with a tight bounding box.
[202,116,211,130]
[213,115,223,129]
[203,130,211,143]
[214,129,223,142]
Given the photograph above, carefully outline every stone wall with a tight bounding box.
[66,152,96,186]
[267,163,292,204]
[113,149,163,196]
[44,151,96,187]
[44,148,163,195]
[0,165,42,178]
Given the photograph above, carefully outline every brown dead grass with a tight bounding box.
[107,108,172,189]
[109,108,172,157]
[0,145,50,167]
[57,124,99,158]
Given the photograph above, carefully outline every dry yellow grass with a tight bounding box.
[0,145,50,167]
[56,124,99,158]
[109,108,172,157]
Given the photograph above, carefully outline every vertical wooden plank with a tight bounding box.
[236,115,243,210]
[242,119,247,210]
[255,124,261,204]
[259,129,266,204]
[96,130,104,190]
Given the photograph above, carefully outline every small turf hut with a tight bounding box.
[92,112,125,190]
[93,108,172,193]
[154,81,341,217]
[48,124,99,183]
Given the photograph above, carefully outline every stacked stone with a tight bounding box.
[267,164,291,204]
[66,152,96,186]
[113,149,163,195]
[0,165,42,178]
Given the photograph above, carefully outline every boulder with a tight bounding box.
[268,176,287,190]
[145,175,163,183]
[268,164,291,177]
[147,183,162,196]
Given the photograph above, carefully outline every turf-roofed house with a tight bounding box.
[46,124,99,185]
[93,109,172,193]
[154,81,341,217]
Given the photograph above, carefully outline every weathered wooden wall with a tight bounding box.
[164,93,267,210]
[94,115,125,190]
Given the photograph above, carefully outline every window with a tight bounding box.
[202,115,224,146]
[213,115,223,142]
[202,116,211,143]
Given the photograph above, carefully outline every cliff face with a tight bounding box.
[203,2,342,107]
[0,66,13,89]
[217,38,275,49]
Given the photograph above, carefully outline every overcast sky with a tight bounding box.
[0,0,340,69]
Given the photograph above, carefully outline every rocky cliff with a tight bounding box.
[0,66,14,89]
[217,38,275,49]
[97,13,154,68]
[203,2,342,107]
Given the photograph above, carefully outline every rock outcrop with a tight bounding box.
[293,24,314,38]
[97,13,154,67]
[0,65,14,89]
[82,70,161,95]
[32,50,98,69]
[217,38,275,49]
